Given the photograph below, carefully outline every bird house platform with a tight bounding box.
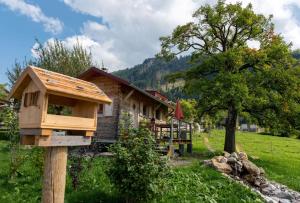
[9,66,112,147]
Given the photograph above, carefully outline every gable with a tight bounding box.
[9,66,112,104]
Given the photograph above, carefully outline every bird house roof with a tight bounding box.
[9,66,112,104]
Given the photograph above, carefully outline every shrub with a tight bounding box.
[108,126,169,202]
[0,130,9,140]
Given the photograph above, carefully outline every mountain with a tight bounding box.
[113,56,191,90]
[114,50,300,100]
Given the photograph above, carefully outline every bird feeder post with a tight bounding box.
[8,66,112,203]
[42,147,68,203]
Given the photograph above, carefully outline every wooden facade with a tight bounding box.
[79,67,172,143]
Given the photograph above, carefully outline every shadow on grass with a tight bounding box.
[66,190,123,203]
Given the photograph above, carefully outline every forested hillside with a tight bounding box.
[114,56,191,89]
[114,50,300,100]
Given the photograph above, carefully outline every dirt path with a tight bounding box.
[203,135,215,152]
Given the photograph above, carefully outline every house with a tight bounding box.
[78,67,174,143]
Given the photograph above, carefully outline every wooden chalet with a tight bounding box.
[78,67,174,143]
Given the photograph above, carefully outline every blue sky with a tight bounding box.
[0,0,106,84]
[1,0,300,86]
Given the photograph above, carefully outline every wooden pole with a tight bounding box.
[42,147,68,203]
[168,118,174,157]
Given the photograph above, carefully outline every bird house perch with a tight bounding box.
[9,66,112,147]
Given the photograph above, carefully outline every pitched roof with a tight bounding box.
[9,66,112,104]
[78,67,173,108]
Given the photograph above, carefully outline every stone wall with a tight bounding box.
[90,76,121,141]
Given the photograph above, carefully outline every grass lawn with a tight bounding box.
[193,130,300,191]
[0,140,262,203]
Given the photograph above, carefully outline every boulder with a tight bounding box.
[227,157,237,164]
[230,152,238,159]
[223,151,230,158]
[214,156,228,163]
[203,159,212,166]
[242,159,261,175]
[211,158,232,174]
[275,191,294,200]
[238,152,248,160]
[259,167,265,175]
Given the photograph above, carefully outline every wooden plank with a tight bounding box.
[124,89,135,101]
[43,114,96,131]
[20,135,39,145]
[42,147,68,203]
[85,131,94,136]
[38,135,91,147]
[20,128,52,136]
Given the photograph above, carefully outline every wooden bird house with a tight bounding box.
[9,66,112,147]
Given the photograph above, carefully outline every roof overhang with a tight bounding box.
[78,67,174,109]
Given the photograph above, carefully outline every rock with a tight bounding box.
[211,158,232,174]
[242,159,261,175]
[279,199,291,203]
[203,159,212,166]
[244,174,255,184]
[230,152,238,159]
[227,157,237,163]
[214,156,228,163]
[259,167,265,175]
[223,151,230,158]
[238,152,248,160]
[275,192,294,200]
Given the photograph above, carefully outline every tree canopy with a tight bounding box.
[7,39,93,88]
[158,0,300,152]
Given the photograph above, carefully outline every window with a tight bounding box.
[155,109,161,120]
[143,105,147,116]
[23,91,39,107]
[98,104,104,115]
[98,99,114,117]
[104,101,113,116]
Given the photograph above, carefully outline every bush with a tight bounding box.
[108,126,169,202]
[0,130,9,140]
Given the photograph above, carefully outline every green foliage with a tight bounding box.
[33,39,93,77]
[0,83,8,100]
[108,126,169,202]
[6,59,35,89]
[6,39,94,89]
[114,56,191,100]
[158,0,300,151]
[161,164,262,203]
[180,99,197,122]
[3,106,19,145]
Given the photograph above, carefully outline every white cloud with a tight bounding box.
[50,0,300,71]
[0,0,63,34]
[63,0,199,70]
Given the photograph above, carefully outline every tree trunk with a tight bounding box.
[224,105,237,153]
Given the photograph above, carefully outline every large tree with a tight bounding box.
[7,39,93,88]
[158,1,300,152]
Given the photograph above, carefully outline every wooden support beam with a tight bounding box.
[154,104,161,111]
[20,128,52,136]
[124,89,135,101]
[38,135,91,147]
[85,131,94,137]
[42,147,68,203]
[20,135,91,147]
